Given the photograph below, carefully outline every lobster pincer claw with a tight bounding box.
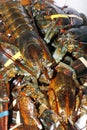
[18,30,53,78]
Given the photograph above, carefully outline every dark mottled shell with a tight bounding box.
[18,92,39,129]
[48,70,77,122]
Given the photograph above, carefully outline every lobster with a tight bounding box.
[0,0,87,130]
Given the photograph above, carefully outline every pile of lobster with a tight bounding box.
[0,0,87,130]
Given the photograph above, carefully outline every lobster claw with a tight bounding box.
[18,30,53,78]
[18,92,42,130]
[68,26,87,42]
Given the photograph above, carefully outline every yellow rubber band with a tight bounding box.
[4,51,21,67]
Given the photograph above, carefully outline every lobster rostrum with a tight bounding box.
[0,0,87,130]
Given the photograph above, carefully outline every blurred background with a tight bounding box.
[54,0,87,15]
